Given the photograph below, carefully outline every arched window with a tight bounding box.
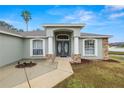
[56,34,69,40]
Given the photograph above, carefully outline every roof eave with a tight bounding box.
[23,36,48,38]
[80,35,112,38]
[0,30,23,38]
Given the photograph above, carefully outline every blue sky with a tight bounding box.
[0,5,124,43]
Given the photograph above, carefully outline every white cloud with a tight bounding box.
[0,18,22,24]
[101,6,124,20]
[109,12,124,19]
[104,5,124,12]
[47,7,69,16]
[62,9,95,23]
[47,7,96,23]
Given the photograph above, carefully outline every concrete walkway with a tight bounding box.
[14,57,73,88]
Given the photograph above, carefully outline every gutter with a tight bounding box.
[80,35,112,38]
[0,30,23,38]
[0,30,47,38]
[24,36,48,39]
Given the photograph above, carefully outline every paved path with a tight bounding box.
[14,57,73,88]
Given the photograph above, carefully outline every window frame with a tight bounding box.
[83,39,97,56]
[30,39,45,56]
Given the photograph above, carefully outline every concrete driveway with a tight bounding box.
[0,59,57,88]
[0,58,73,88]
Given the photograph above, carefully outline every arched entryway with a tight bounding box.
[54,31,72,57]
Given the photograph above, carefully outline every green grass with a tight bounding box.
[109,51,124,55]
[110,56,124,63]
[54,58,124,88]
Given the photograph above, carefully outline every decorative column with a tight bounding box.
[72,37,81,63]
[74,37,79,54]
[47,36,54,60]
[48,37,53,54]
[102,38,109,60]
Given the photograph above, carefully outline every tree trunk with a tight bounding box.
[26,23,28,32]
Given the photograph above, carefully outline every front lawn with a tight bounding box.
[54,59,124,88]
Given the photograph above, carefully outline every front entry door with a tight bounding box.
[57,41,69,57]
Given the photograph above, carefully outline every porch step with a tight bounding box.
[55,57,73,73]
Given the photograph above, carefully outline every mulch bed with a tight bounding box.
[71,59,93,65]
[103,59,120,63]
[15,62,37,68]
[81,59,93,64]
[71,58,120,65]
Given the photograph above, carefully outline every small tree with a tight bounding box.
[21,10,31,32]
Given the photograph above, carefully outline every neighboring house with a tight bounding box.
[0,24,111,67]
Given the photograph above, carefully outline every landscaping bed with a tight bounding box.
[15,61,37,68]
[109,51,124,55]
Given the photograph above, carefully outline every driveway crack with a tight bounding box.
[24,67,31,88]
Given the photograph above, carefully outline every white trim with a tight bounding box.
[30,39,33,56]
[30,39,45,57]
[74,37,79,54]
[83,39,98,57]
[48,37,53,54]
[0,30,23,37]
[95,39,98,56]
[25,36,47,38]
[43,24,85,27]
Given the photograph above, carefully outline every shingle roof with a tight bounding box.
[0,26,46,37]
[0,26,110,38]
[18,31,46,37]
[0,26,22,35]
[0,26,23,37]
[80,32,111,38]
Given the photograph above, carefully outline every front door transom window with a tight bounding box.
[56,34,69,40]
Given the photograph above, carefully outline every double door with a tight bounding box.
[56,41,69,57]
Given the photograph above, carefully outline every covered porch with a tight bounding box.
[43,24,85,63]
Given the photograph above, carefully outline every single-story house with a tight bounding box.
[0,24,111,67]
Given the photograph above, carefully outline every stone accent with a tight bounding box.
[46,54,55,62]
[102,38,109,60]
[71,54,81,63]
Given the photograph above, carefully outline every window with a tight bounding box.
[83,39,97,56]
[30,39,45,56]
[56,34,69,40]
